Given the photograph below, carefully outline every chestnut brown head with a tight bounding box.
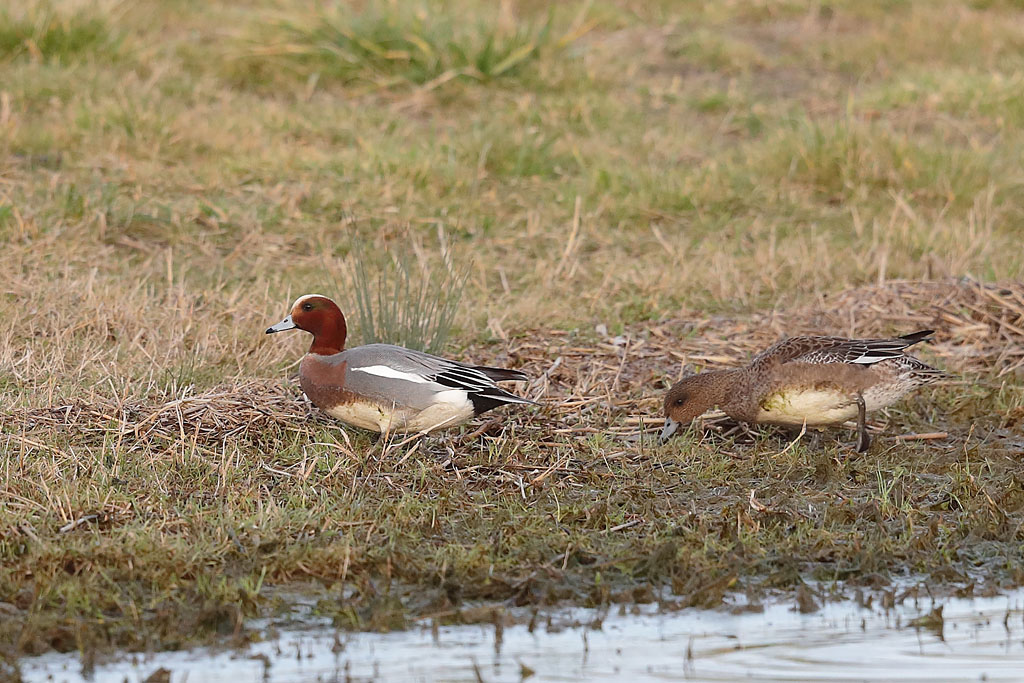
[266,294,348,355]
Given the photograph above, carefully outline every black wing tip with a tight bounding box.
[483,389,539,406]
[899,330,935,345]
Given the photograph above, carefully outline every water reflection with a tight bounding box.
[21,590,1024,682]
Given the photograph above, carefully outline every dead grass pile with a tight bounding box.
[8,278,1019,461]
[8,380,320,463]
[2,280,1022,659]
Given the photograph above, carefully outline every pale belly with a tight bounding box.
[323,391,474,434]
[755,386,904,426]
[324,401,396,432]
[755,388,859,426]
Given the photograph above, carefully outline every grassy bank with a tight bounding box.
[2,0,1024,664]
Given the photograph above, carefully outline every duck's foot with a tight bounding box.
[856,431,871,453]
[805,429,825,450]
[460,417,504,443]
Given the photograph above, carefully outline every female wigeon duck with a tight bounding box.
[267,294,535,434]
[661,330,945,452]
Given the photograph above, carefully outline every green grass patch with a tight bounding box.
[753,117,998,205]
[229,3,587,92]
[346,248,469,353]
[0,5,117,63]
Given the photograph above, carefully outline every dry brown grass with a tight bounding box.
[2,0,1024,666]
[10,277,1020,463]
[1,278,1023,660]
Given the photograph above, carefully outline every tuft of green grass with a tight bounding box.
[757,117,997,205]
[0,5,116,63]
[346,249,470,353]
[230,3,580,91]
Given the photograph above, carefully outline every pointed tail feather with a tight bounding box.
[479,392,539,406]
[897,331,946,384]
[473,365,529,382]
[900,355,950,384]
[898,330,935,347]
[467,386,539,415]
[912,365,951,384]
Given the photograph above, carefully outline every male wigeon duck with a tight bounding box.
[266,294,535,434]
[660,330,945,452]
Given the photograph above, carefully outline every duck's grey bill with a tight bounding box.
[266,315,297,334]
[659,418,680,443]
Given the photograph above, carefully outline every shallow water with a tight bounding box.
[20,590,1024,682]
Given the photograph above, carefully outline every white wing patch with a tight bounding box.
[848,353,895,364]
[433,389,472,405]
[350,365,430,384]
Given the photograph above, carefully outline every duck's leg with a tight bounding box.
[855,393,870,453]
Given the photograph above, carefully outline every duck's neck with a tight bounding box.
[714,367,755,418]
[309,315,347,356]
[704,368,743,408]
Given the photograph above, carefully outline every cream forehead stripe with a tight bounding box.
[292,294,330,309]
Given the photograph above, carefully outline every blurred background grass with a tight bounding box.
[1,0,1022,394]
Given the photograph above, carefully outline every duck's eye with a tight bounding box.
[674,398,685,406]
[301,303,314,312]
